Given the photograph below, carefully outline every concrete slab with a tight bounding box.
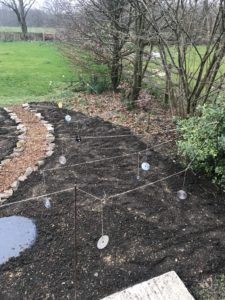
[101,271,195,300]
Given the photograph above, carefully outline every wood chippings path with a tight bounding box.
[0,106,48,194]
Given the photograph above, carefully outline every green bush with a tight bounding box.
[72,74,109,94]
[177,100,225,187]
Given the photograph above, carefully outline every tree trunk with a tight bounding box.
[111,35,122,92]
[128,45,144,106]
[19,0,28,40]
[20,19,28,40]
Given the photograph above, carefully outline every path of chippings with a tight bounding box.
[0,106,48,193]
[0,102,225,300]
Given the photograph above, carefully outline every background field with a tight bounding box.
[0,42,108,106]
[1,39,224,106]
[0,26,56,33]
[135,46,225,99]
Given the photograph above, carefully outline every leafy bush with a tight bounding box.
[72,74,109,94]
[192,274,225,300]
[177,101,225,187]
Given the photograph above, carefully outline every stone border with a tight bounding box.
[0,103,55,204]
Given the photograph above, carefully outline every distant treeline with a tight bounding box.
[0,7,56,27]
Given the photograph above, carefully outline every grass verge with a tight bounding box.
[0,41,108,106]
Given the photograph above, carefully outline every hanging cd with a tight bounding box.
[44,197,51,209]
[76,135,81,142]
[97,235,109,250]
[58,102,63,109]
[65,114,72,123]
[59,155,67,165]
[177,190,187,200]
[141,162,150,171]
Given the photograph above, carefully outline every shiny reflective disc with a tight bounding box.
[177,190,187,200]
[97,235,109,250]
[141,162,150,171]
[44,197,51,209]
[59,155,67,165]
[65,115,72,123]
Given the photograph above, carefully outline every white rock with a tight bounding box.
[37,160,45,167]
[9,113,16,118]
[11,181,19,191]
[3,189,13,198]
[47,143,55,151]
[35,113,43,119]
[18,134,26,140]
[46,150,54,157]
[22,103,29,108]
[46,134,55,142]
[0,193,7,199]
[18,175,27,182]
[17,124,26,131]
[24,167,33,177]
[45,124,54,133]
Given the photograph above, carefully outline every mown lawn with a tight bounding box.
[0,42,108,106]
[0,42,74,105]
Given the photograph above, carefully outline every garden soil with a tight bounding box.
[0,103,225,300]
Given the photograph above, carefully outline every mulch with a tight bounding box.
[0,102,225,300]
[0,106,48,193]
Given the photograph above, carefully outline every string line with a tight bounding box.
[108,170,185,199]
[0,120,219,209]
[0,167,184,210]
[43,139,174,173]
[0,187,74,209]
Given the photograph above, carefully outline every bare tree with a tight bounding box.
[126,0,156,107]
[60,0,133,92]
[0,0,36,39]
[142,0,225,116]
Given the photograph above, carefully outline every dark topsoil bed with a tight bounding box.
[0,108,18,162]
[0,103,225,300]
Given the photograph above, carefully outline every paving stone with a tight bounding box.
[101,271,195,300]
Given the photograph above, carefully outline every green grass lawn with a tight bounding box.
[0,42,108,106]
